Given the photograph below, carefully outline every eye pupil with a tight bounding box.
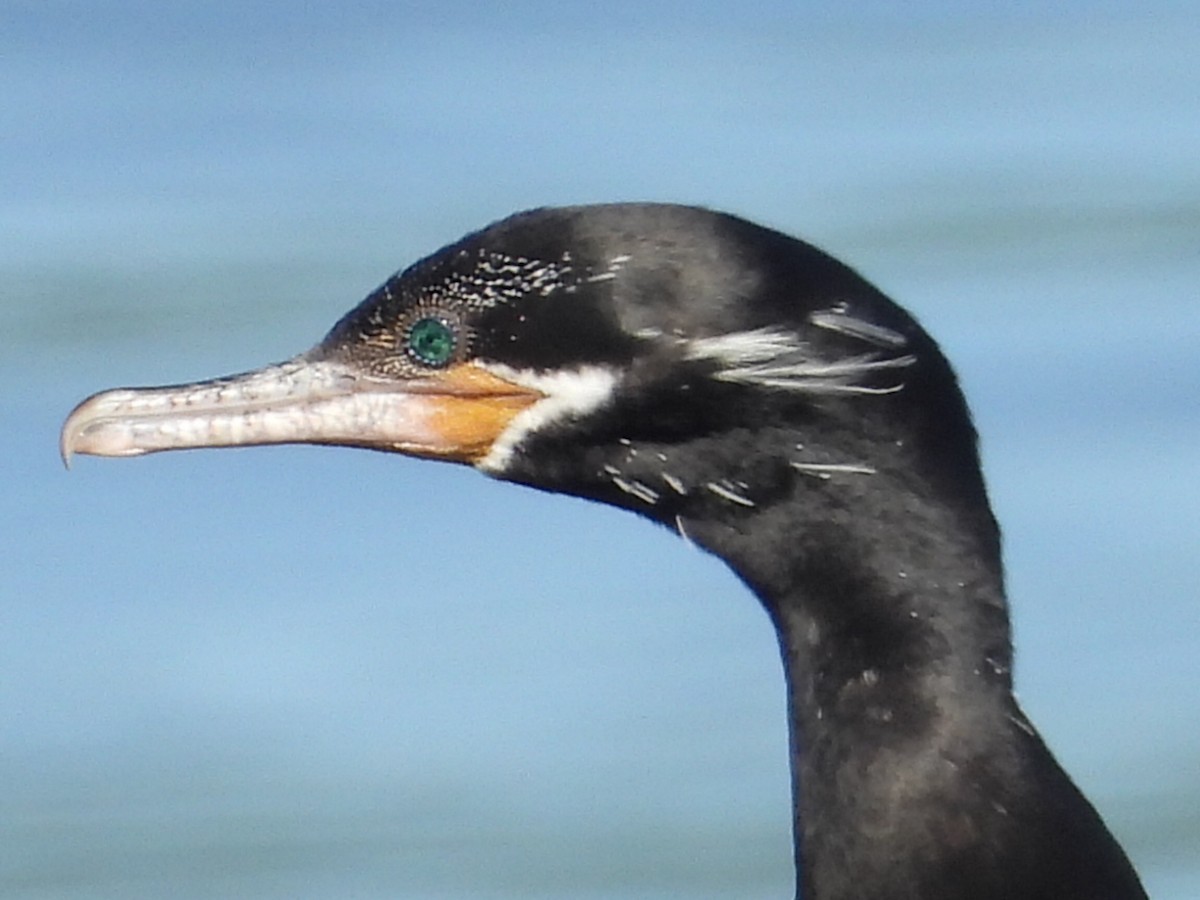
[407,317,457,367]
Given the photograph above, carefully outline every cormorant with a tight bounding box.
[61,203,1147,899]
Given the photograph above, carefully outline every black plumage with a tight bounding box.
[62,203,1147,899]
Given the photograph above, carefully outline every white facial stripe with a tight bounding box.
[476,363,620,473]
[717,353,917,394]
[808,309,908,348]
[684,327,915,395]
[684,328,803,367]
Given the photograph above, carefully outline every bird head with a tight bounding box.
[62,204,983,556]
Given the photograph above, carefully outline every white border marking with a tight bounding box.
[477,363,619,473]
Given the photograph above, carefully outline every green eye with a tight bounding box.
[406,316,458,367]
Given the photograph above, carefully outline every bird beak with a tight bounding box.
[60,355,544,467]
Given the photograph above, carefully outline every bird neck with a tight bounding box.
[682,492,1145,900]
[771,566,1014,900]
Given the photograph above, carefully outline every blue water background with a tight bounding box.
[3,3,1198,897]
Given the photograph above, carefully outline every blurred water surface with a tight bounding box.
[3,3,1198,898]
